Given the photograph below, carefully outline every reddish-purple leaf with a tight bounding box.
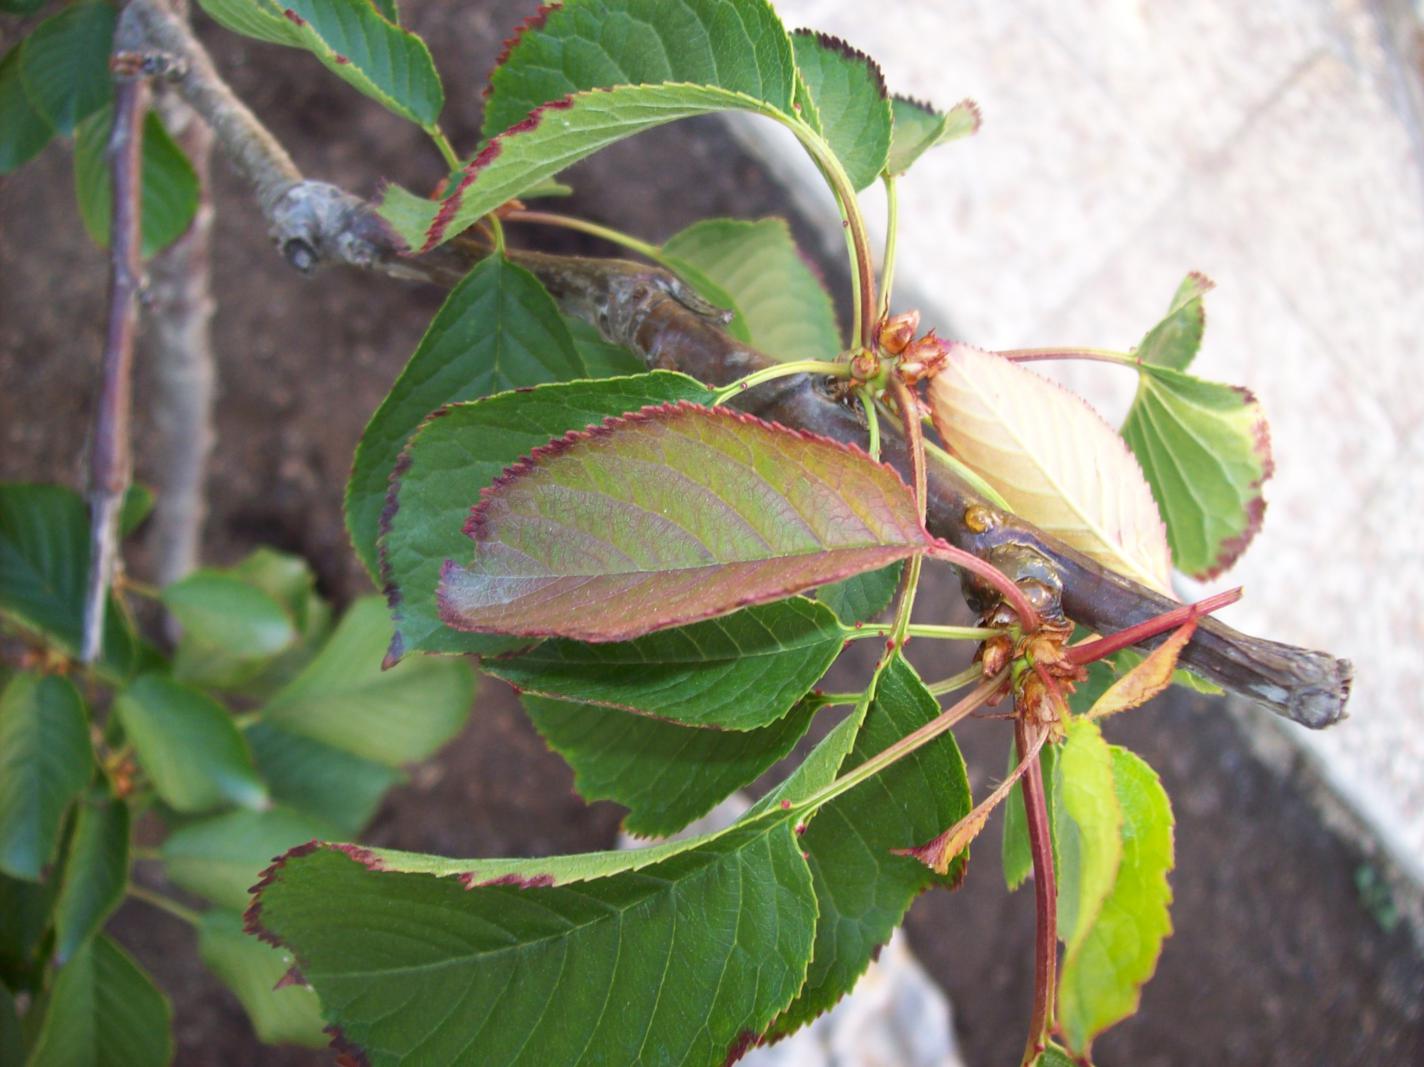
[438,402,929,642]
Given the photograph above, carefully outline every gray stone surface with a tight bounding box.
[732,0,1424,887]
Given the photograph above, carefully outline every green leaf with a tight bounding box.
[27,935,172,1067]
[198,909,327,1048]
[523,693,817,838]
[440,402,929,641]
[0,985,22,1067]
[0,871,56,991]
[249,813,815,1066]
[816,561,902,625]
[246,722,402,836]
[1121,363,1272,579]
[346,254,585,576]
[380,372,714,662]
[114,674,267,813]
[19,1,115,135]
[53,789,129,963]
[260,596,474,765]
[486,597,844,730]
[790,31,891,191]
[1058,745,1174,1054]
[0,483,139,679]
[0,674,90,881]
[1034,1046,1078,1067]
[886,94,980,175]
[1055,719,1123,954]
[380,82,795,253]
[161,806,337,912]
[118,483,155,537]
[0,43,52,174]
[74,107,200,258]
[563,315,643,377]
[481,0,797,138]
[1003,737,1060,892]
[1137,272,1213,372]
[162,569,299,688]
[770,654,971,1037]
[661,217,840,360]
[0,0,47,15]
[199,0,441,127]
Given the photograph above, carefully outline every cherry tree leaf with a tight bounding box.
[438,402,930,642]
[0,44,52,174]
[346,253,585,577]
[886,94,981,175]
[790,31,892,190]
[816,560,902,625]
[480,0,797,139]
[522,693,818,838]
[197,910,326,1049]
[384,0,799,252]
[1121,364,1273,579]
[1058,745,1174,1055]
[768,654,971,1039]
[161,807,338,912]
[1055,718,1122,956]
[1088,620,1197,719]
[662,217,841,361]
[19,1,114,135]
[74,108,199,259]
[199,0,443,128]
[485,597,845,730]
[380,373,714,663]
[1137,272,1214,372]
[53,788,128,963]
[929,343,1173,592]
[247,813,815,1066]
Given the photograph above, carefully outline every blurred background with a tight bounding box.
[1,1,1421,1063]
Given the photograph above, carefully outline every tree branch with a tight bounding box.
[123,0,1351,727]
[82,39,149,664]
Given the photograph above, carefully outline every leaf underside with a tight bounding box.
[438,402,928,641]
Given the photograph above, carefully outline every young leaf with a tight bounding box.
[481,0,797,139]
[885,94,981,175]
[246,723,403,837]
[198,909,327,1048]
[162,569,298,688]
[1137,272,1214,371]
[522,693,817,838]
[380,373,715,663]
[661,217,841,360]
[439,402,930,641]
[26,935,172,1067]
[18,1,115,135]
[161,807,338,912]
[1058,745,1175,1054]
[1088,619,1197,719]
[928,343,1173,592]
[1121,364,1273,578]
[248,814,815,1067]
[0,484,139,679]
[380,83,800,253]
[346,254,585,576]
[790,31,892,191]
[769,654,972,1038]
[113,674,267,813]
[0,44,52,174]
[202,0,442,127]
[485,597,845,730]
[53,789,129,963]
[816,561,902,625]
[1055,719,1123,954]
[0,674,91,881]
[74,108,200,259]
[259,596,474,766]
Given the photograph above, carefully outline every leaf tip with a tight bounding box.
[723,1029,761,1066]
[483,2,565,100]
[794,28,888,99]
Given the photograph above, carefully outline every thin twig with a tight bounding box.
[82,51,149,664]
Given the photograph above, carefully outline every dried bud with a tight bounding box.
[849,348,880,382]
[898,330,952,383]
[877,310,920,354]
[980,633,1013,678]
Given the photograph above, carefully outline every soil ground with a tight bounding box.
[1,4,1421,1065]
